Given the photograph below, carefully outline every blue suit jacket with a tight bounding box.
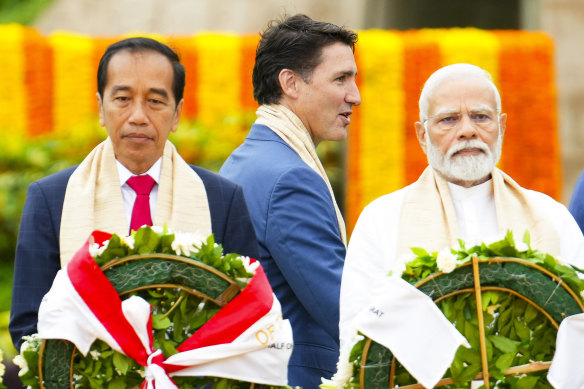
[10,164,259,349]
[220,124,345,388]
[570,170,584,234]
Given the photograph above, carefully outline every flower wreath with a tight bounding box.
[15,226,295,389]
[323,231,584,389]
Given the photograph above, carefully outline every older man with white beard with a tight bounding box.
[338,63,584,347]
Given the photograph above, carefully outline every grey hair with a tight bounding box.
[418,63,502,121]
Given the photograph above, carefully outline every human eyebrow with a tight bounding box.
[431,108,460,117]
[337,70,357,78]
[110,85,131,95]
[149,88,169,99]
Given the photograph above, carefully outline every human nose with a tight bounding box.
[128,101,148,125]
[346,81,361,106]
[456,114,477,139]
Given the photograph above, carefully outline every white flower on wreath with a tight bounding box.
[390,253,414,278]
[0,349,5,381]
[171,231,205,257]
[88,239,109,258]
[436,247,458,273]
[150,225,165,234]
[239,256,259,274]
[515,241,529,253]
[13,354,27,377]
[320,329,364,388]
[121,235,135,250]
[90,350,101,361]
[14,333,40,377]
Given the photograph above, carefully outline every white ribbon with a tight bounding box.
[353,277,469,388]
[145,350,178,389]
[548,312,584,388]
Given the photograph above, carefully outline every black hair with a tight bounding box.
[252,14,358,105]
[97,37,185,107]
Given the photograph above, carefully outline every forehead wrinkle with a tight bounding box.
[430,107,460,117]
[468,104,496,113]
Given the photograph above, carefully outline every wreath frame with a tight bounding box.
[359,255,584,389]
[37,253,251,389]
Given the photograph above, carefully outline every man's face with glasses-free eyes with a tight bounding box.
[415,76,507,187]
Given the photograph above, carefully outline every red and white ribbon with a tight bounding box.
[38,231,293,388]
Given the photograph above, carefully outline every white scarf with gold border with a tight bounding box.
[60,138,212,266]
[397,166,560,257]
[256,104,347,245]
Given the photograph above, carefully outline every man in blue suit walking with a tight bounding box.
[10,37,258,350]
[220,14,361,388]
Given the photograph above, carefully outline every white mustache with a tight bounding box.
[446,140,490,159]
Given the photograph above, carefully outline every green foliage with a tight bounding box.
[0,0,54,24]
[345,231,582,388]
[403,230,584,297]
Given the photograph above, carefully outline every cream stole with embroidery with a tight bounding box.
[255,104,347,245]
[396,167,560,258]
[60,139,212,266]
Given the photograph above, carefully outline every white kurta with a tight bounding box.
[340,178,584,346]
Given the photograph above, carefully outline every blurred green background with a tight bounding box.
[0,0,57,365]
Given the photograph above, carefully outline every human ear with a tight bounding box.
[499,113,507,139]
[415,121,428,155]
[171,99,184,133]
[278,69,300,99]
[96,93,105,127]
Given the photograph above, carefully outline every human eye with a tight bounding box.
[113,95,130,105]
[148,93,168,107]
[471,112,492,122]
[439,114,459,123]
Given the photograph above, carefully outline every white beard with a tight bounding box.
[426,130,502,183]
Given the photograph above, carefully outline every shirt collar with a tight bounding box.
[116,158,162,187]
[448,178,493,201]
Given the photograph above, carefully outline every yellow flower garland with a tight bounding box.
[0,24,26,155]
[49,32,95,138]
[350,30,405,227]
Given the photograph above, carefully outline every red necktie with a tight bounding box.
[127,175,156,233]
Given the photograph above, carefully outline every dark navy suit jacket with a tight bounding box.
[10,164,259,349]
[220,124,345,388]
[570,170,584,234]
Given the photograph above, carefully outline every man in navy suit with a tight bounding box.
[10,37,258,350]
[220,14,361,388]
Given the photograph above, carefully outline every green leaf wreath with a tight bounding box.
[14,226,294,389]
[323,231,584,389]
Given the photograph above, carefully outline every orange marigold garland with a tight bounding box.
[402,31,441,185]
[240,34,260,113]
[23,26,53,137]
[170,36,199,120]
[496,31,560,200]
